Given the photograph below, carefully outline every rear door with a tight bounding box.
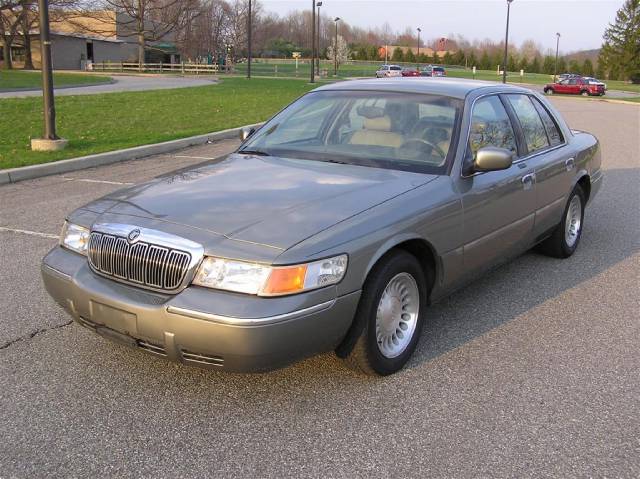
[454,94,537,274]
[503,94,572,237]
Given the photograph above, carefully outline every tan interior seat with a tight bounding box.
[350,116,404,148]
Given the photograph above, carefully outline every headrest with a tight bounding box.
[364,115,392,131]
[357,105,384,119]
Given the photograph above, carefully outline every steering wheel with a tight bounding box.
[399,138,446,160]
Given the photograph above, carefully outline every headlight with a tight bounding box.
[193,254,348,296]
[60,221,90,255]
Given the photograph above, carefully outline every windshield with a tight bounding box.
[240,90,462,174]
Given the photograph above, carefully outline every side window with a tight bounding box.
[469,95,517,156]
[505,94,550,154]
[531,98,563,146]
[568,79,578,85]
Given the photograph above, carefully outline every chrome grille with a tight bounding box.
[88,231,191,291]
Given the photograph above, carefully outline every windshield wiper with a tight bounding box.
[238,149,270,156]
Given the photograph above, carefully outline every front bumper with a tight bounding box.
[42,246,361,372]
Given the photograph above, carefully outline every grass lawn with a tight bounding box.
[0,70,112,91]
[0,77,315,170]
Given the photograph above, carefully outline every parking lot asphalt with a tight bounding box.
[0,99,638,478]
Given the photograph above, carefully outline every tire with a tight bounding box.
[537,185,586,258]
[546,88,553,95]
[342,250,428,376]
[581,90,589,96]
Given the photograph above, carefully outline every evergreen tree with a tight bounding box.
[468,51,477,68]
[519,56,529,72]
[557,57,567,74]
[391,47,405,62]
[530,56,541,73]
[507,54,517,73]
[582,59,595,76]
[405,48,416,63]
[417,53,428,64]
[568,59,581,74]
[479,50,491,70]
[542,55,555,75]
[367,45,379,61]
[443,51,453,65]
[600,0,640,81]
[452,50,465,66]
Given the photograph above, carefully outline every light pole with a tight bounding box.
[554,32,561,82]
[310,0,316,83]
[316,1,322,75]
[31,0,66,151]
[502,0,514,84]
[333,17,340,76]
[416,27,421,68]
[247,0,252,78]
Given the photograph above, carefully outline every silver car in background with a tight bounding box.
[376,64,403,78]
[42,79,602,376]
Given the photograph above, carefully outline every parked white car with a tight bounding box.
[376,64,403,78]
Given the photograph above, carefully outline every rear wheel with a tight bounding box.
[581,90,589,96]
[342,250,427,376]
[546,88,554,95]
[537,185,585,258]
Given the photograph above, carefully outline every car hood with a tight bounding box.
[83,153,438,254]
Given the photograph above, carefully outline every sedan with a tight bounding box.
[42,79,602,376]
[421,65,446,77]
[401,68,421,77]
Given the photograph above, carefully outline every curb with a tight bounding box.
[0,78,116,94]
[0,122,262,185]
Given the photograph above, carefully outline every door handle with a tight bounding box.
[565,157,575,171]
[521,173,535,190]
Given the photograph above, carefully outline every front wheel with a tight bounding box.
[545,88,554,95]
[581,90,589,96]
[537,185,585,258]
[342,250,427,376]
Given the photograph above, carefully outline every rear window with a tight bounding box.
[433,67,445,72]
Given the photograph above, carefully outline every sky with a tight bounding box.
[260,0,625,53]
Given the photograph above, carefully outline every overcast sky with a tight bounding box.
[261,0,624,53]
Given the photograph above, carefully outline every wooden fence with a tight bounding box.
[91,62,228,74]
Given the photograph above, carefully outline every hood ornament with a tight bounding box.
[127,228,141,244]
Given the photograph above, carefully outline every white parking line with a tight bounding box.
[0,226,58,240]
[62,177,133,186]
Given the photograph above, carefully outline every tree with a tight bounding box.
[530,56,541,73]
[479,50,490,70]
[582,58,594,76]
[519,56,529,72]
[404,48,415,63]
[443,50,452,65]
[391,46,404,62]
[542,55,555,74]
[568,59,581,74]
[326,34,349,72]
[507,54,517,72]
[0,0,22,69]
[599,0,639,81]
[467,51,477,68]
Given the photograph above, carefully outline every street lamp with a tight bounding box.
[247,0,252,79]
[417,27,421,68]
[502,0,514,84]
[31,0,67,151]
[554,32,561,82]
[316,1,322,75]
[311,0,316,83]
[333,17,340,76]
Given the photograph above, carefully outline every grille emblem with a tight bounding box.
[127,229,141,244]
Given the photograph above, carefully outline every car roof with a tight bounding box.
[313,77,533,100]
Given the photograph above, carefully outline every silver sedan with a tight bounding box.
[42,78,602,375]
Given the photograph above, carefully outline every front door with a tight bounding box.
[454,94,536,274]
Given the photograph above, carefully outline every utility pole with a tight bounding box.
[334,17,340,76]
[417,27,421,68]
[502,0,514,84]
[316,1,322,76]
[554,32,561,82]
[310,0,315,83]
[32,0,67,151]
[247,0,252,78]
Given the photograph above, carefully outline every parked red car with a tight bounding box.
[544,77,605,96]
[401,68,421,77]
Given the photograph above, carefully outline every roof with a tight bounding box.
[314,77,532,100]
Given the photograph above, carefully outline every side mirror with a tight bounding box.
[474,147,514,172]
[239,127,256,142]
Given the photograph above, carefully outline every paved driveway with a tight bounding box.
[0,99,638,477]
[0,74,217,99]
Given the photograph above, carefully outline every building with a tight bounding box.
[0,11,180,70]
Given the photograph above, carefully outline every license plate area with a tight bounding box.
[89,301,138,336]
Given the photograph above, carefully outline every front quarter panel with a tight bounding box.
[276,176,464,300]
